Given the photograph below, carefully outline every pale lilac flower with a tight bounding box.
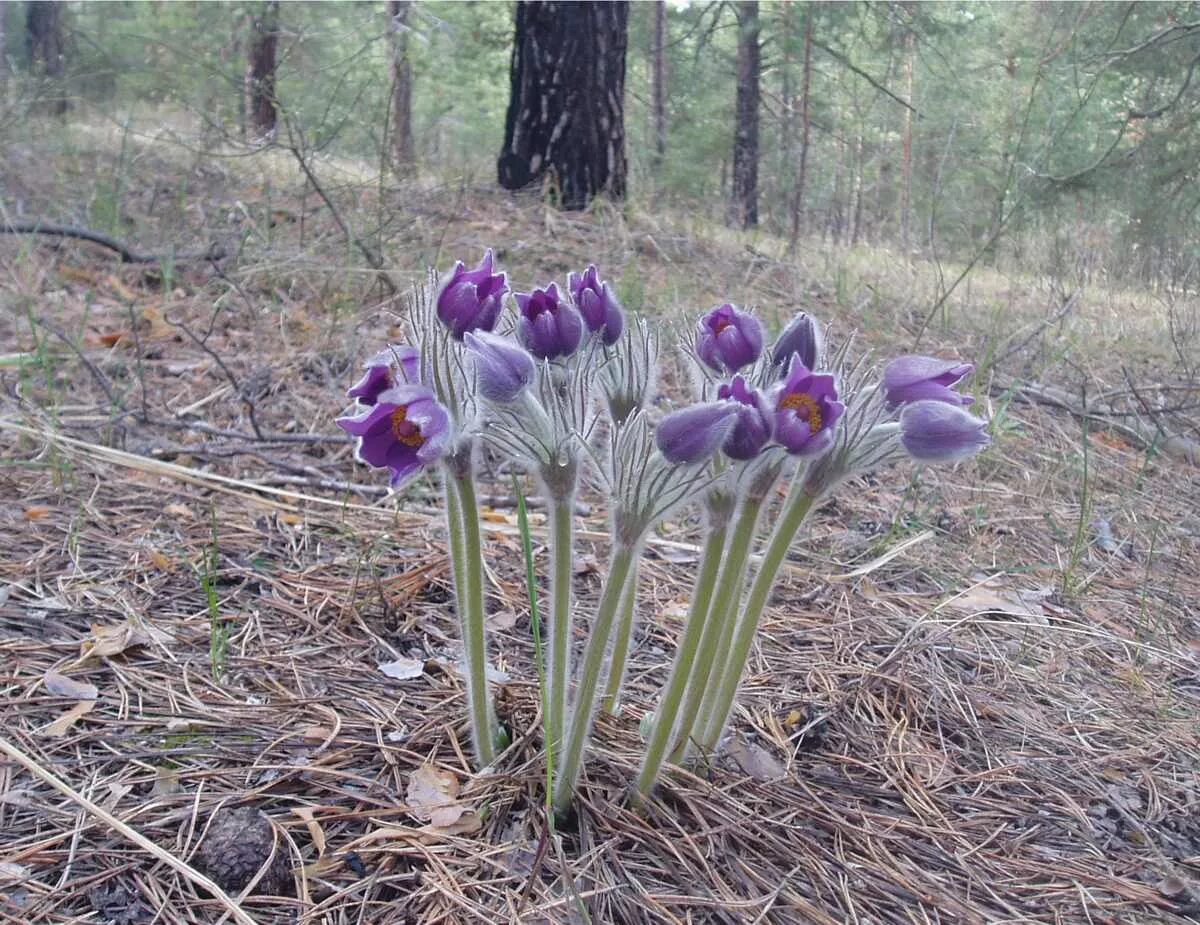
[516,283,584,359]
[568,265,625,346]
[772,356,844,457]
[656,402,739,464]
[696,304,763,374]
[337,384,451,487]
[716,376,772,460]
[884,356,974,406]
[899,400,990,463]
[347,345,421,406]
[464,332,536,403]
[436,249,509,339]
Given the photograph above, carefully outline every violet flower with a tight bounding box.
[347,345,421,406]
[771,312,822,373]
[516,283,584,360]
[772,356,845,457]
[884,356,974,406]
[656,402,739,464]
[436,249,509,339]
[716,376,772,460]
[336,384,451,487]
[696,304,764,374]
[899,400,990,463]
[464,331,536,404]
[568,265,625,346]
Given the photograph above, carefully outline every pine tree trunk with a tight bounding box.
[851,132,865,244]
[788,3,814,250]
[730,0,760,229]
[651,0,667,171]
[0,2,10,79]
[498,1,629,211]
[245,1,279,140]
[899,6,915,250]
[25,0,67,114]
[389,0,415,177]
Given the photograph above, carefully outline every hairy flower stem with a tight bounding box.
[546,493,575,754]
[553,543,638,816]
[600,557,641,714]
[668,497,766,762]
[448,469,499,767]
[633,522,728,799]
[697,487,819,751]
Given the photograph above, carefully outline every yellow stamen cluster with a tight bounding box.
[779,392,823,432]
[390,406,426,447]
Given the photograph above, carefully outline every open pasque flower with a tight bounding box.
[884,356,974,406]
[347,345,421,406]
[696,304,763,374]
[436,249,509,339]
[568,265,625,346]
[516,283,584,360]
[337,384,451,487]
[772,356,844,457]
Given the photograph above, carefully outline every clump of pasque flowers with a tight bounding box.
[336,253,990,816]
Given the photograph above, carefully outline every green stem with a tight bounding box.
[697,488,819,751]
[669,497,765,762]
[633,522,728,799]
[601,556,641,714]
[553,543,638,816]
[449,470,498,767]
[546,495,574,754]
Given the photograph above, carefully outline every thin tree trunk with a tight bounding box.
[851,132,865,244]
[730,0,760,229]
[899,6,915,250]
[651,0,668,172]
[789,3,815,251]
[781,2,795,220]
[25,1,67,114]
[245,1,280,140]
[498,1,629,211]
[0,2,10,79]
[389,0,415,177]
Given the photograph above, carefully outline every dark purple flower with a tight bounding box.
[336,384,451,487]
[899,400,990,463]
[884,356,974,406]
[772,357,845,457]
[696,304,764,374]
[464,331,536,403]
[515,283,584,360]
[567,265,625,346]
[436,249,509,339]
[716,376,772,460]
[347,345,421,406]
[771,312,822,373]
[656,401,739,464]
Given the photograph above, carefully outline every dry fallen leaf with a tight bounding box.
[406,763,465,827]
[0,861,31,883]
[486,610,518,631]
[293,807,327,856]
[42,700,95,737]
[378,657,425,681]
[42,670,99,700]
[23,506,52,521]
[420,810,481,837]
[148,550,173,571]
[81,622,151,660]
[163,503,193,519]
[724,736,787,781]
[948,580,1052,624]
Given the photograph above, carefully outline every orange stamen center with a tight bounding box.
[390,405,426,447]
[712,316,733,334]
[779,392,823,432]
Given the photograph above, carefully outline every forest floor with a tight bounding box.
[2,120,1199,924]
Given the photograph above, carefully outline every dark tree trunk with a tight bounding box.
[788,3,814,250]
[899,3,915,249]
[498,1,629,211]
[651,0,667,171]
[730,1,760,229]
[1,2,10,78]
[244,1,279,139]
[25,0,67,114]
[389,0,415,176]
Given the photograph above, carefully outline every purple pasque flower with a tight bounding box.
[436,249,509,339]
[899,400,990,463]
[336,384,451,487]
[772,356,845,457]
[771,312,822,373]
[567,265,625,346]
[696,303,764,374]
[515,283,584,360]
[716,375,772,460]
[347,344,421,406]
[464,331,536,403]
[884,356,974,406]
[656,401,739,464]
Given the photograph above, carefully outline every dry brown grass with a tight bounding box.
[1,123,1199,924]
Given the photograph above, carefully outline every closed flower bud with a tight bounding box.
[771,312,823,373]
[516,283,584,360]
[696,304,764,374]
[899,400,990,463]
[568,265,625,346]
[716,376,772,460]
[464,331,536,403]
[436,250,509,339]
[884,356,974,406]
[347,345,421,406]
[656,402,739,464]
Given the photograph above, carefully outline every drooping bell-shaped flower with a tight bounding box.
[884,356,974,406]
[696,304,764,374]
[436,249,509,339]
[771,312,822,374]
[772,356,845,457]
[568,265,625,346]
[899,400,990,463]
[347,345,421,406]
[464,331,536,404]
[716,376,772,460]
[656,402,739,464]
[516,283,584,360]
[336,384,451,487]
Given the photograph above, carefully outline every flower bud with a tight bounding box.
[771,356,845,457]
[568,265,625,346]
[656,402,739,464]
[464,331,536,403]
[884,356,974,406]
[696,304,763,374]
[436,249,509,339]
[899,400,990,463]
[771,312,822,373]
[516,283,584,360]
[716,376,772,460]
[347,345,421,406]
